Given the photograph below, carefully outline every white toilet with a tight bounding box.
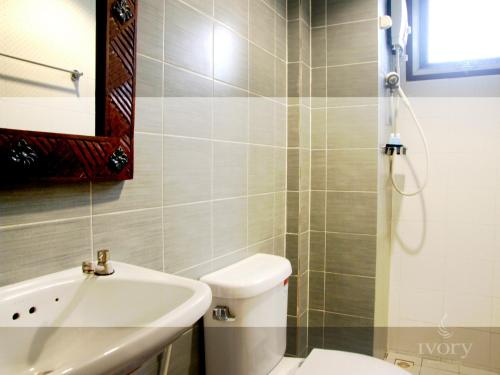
[201,254,407,375]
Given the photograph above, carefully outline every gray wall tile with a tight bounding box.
[310,231,326,271]
[308,309,325,349]
[276,16,287,60]
[327,149,378,192]
[325,273,375,317]
[288,63,301,99]
[309,271,325,309]
[327,63,378,100]
[0,183,89,227]
[299,191,310,233]
[164,0,213,76]
[213,198,247,256]
[311,109,327,149]
[164,203,212,273]
[250,45,275,97]
[167,327,204,375]
[298,231,309,274]
[163,137,212,205]
[327,20,378,66]
[214,0,248,37]
[288,276,298,315]
[275,149,287,192]
[213,83,249,142]
[249,146,275,194]
[248,194,274,244]
[250,0,276,54]
[136,55,163,134]
[249,97,275,145]
[326,192,377,235]
[276,60,287,99]
[163,64,213,138]
[213,142,247,199]
[288,106,300,147]
[327,105,378,149]
[310,191,326,231]
[286,234,299,275]
[288,20,300,62]
[274,192,286,235]
[288,0,300,20]
[276,0,287,18]
[287,149,300,192]
[93,209,163,271]
[311,150,326,190]
[327,0,378,25]
[311,0,327,26]
[137,0,164,60]
[183,0,213,15]
[287,192,299,234]
[312,27,327,67]
[326,233,376,277]
[214,24,249,90]
[324,312,374,355]
[0,218,91,286]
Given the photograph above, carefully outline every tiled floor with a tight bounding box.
[385,352,499,375]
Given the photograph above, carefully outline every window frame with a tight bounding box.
[407,0,500,81]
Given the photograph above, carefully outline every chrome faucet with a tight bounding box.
[82,249,115,276]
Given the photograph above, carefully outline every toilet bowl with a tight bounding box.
[269,350,407,375]
[201,254,407,375]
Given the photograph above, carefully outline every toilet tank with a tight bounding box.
[201,254,292,375]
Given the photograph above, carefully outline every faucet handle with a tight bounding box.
[97,249,110,265]
[82,261,95,274]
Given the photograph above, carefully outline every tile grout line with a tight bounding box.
[246,0,250,257]
[90,182,94,261]
[210,18,215,265]
[160,0,166,273]
[135,131,288,149]
[322,0,328,345]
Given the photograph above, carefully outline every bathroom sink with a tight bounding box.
[0,262,212,375]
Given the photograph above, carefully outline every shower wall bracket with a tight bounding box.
[385,144,407,156]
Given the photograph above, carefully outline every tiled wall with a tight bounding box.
[388,74,500,371]
[0,0,287,373]
[286,0,311,358]
[307,0,388,356]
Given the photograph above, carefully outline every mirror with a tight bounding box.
[0,0,97,136]
[0,0,137,183]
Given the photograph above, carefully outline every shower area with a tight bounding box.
[285,0,500,373]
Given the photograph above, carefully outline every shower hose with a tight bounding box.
[389,87,430,196]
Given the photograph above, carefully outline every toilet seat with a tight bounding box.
[270,350,408,375]
[295,349,408,375]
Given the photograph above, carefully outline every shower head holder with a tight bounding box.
[385,143,407,156]
[385,72,401,89]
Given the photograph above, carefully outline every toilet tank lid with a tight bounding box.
[200,254,292,299]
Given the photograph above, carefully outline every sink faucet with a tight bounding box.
[82,250,115,276]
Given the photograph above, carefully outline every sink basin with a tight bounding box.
[0,262,212,375]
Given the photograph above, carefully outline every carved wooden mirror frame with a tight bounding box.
[0,0,137,183]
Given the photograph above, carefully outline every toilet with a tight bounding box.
[201,254,407,375]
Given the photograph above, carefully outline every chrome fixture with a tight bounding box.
[0,52,84,82]
[82,250,115,276]
[385,72,401,90]
[212,306,236,322]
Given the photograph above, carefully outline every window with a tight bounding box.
[407,0,500,81]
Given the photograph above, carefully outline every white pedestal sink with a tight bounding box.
[0,262,212,375]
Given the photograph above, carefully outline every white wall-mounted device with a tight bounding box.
[391,0,411,52]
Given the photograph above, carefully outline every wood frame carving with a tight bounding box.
[0,0,137,183]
